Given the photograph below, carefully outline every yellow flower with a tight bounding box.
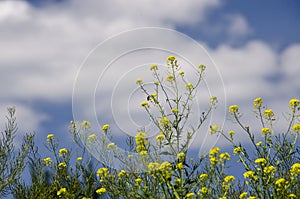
[102,124,110,131]
[57,188,67,196]
[290,163,300,176]
[209,96,218,105]
[58,162,67,168]
[118,170,126,177]
[219,152,230,161]
[239,192,248,199]
[289,98,300,108]
[140,150,148,155]
[149,64,158,70]
[198,64,206,71]
[97,168,109,177]
[275,178,285,186]
[96,188,106,195]
[186,192,195,199]
[43,157,52,165]
[264,109,274,119]
[176,162,183,170]
[135,177,142,184]
[166,74,175,82]
[88,134,96,142]
[185,83,193,90]
[200,187,208,194]
[229,105,239,115]
[247,197,257,199]
[147,162,160,173]
[253,97,263,109]
[255,158,267,165]
[209,147,220,155]
[263,165,276,174]
[224,175,235,183]
[171,108,179,113]
[233,147,243,155]
[209,157,218,165]
[261,127,271,135]
[243,171,255,179]
[199,173,208,181]
[177,152,185,161]
[76,157,83,162]
[288,193,297,198]
[140,101,149,108]
[228,130,235,137]
[178,71,185,76]
[219,197,226,199]
[166,55,176,62]
[256,141,262,146]
[158,117,169,127]
[107,142,115,149]
[292,123,300,131]
[47,134,54,140]
[156,134,165,142]
[58,148,68,156]
[135,132,147,144]
[81,120,91,130]
[209,125,219,134]
[136,78,143,85]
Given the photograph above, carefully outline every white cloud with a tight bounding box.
[0,0,299,152]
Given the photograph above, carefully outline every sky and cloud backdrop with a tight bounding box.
[1,0,299,158]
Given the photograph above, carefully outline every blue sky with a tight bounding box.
[0,0,299,179]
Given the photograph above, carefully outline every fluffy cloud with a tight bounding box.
[0,0,299,150]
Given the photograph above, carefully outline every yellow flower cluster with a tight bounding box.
[135,132,148,154]
[47,134,54,140]
[254,158,267,166]
[177,152,185,161]
[147,161,173,179]
[107,142,115,149]
[186,192,195,199]
[81,120,91,130]
[263,109,274,119]
[185,83,193,90]
[97,168,109,178]
[253,97,262,109]
[58,148,69,157]
[233,147,243,155]
[243,170,258,181]
[96,188,106,195]
[209,125,219,135]
[290,163,300,176]
[229,105,239,115]
[88,134,96,142]
[166,74,175,82]
[292,123,300,132]
[43,157,52,166]
[209,147,220,165]
[199,173,208,181]
[57,187,67,196]
[149,64,158,70]
[156,132,165,143]
[263,165,276,175]
[261,127,271,135]
[289,98,299,108]
[58,162,67,168]
[102,124,110,131]
[118,170,126,177]
[136,78,143,85]
[178,71,184,76]
[140,101,149,108]
[158,117,169,127]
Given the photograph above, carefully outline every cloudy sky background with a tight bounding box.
[1,0,300,166]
